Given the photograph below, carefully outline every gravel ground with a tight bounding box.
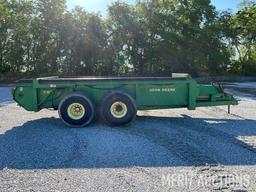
[0,82,256,192]
[0,87,13,105]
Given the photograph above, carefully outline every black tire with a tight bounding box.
[58,94,94,127]
[101,91,137,126]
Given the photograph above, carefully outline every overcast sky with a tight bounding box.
[66,0,242,16]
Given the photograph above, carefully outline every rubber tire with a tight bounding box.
[101,91,137,126]
[58,94,94,127]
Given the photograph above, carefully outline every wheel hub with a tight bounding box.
[67,103,85,120]
[110,101,128,118]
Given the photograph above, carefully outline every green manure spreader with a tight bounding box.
[13,73,238,127]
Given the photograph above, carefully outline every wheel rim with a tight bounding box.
[67,103,85,120]
[110,101,128,118]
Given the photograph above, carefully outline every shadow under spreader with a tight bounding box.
[0,115,256,170]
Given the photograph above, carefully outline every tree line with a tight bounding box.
[0,0,256,81]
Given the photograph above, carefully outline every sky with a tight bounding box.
[66,0,242,16]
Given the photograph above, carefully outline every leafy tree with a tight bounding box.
[59,6,110,75]
[107,2,148,75]
[226,0,256,74]
[0,0,34,76]
[1,0,256,81]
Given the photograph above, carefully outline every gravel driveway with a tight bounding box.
[0,83,256,192]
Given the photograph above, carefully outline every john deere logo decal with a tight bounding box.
[149,87,176,92]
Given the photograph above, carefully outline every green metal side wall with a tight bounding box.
[13,78,237,112]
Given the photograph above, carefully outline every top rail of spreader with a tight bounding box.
[17,73,192,83]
